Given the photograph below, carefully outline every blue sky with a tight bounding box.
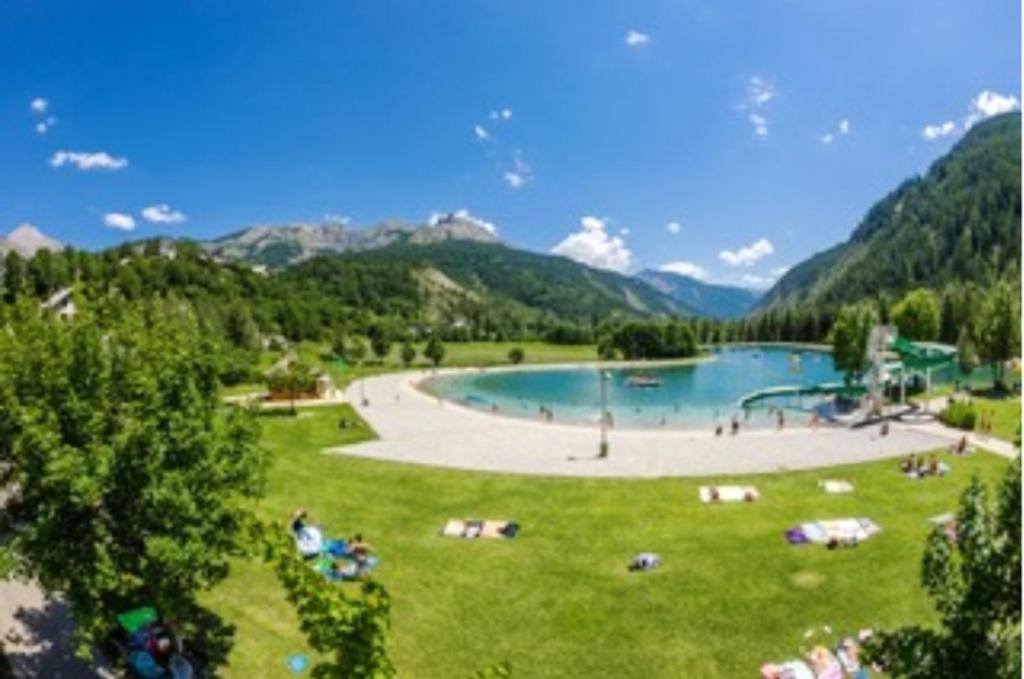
[1,1,1019,288]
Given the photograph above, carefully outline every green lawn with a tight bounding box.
[970,395,1022,443]
[203,405,1012,678]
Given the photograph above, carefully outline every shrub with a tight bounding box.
[940,400,977,431]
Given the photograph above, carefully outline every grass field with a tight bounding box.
[223,341,598,394]
[202,405,1012,678]
[970,395,1021,443]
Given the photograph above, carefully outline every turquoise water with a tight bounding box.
[421,346,846,429]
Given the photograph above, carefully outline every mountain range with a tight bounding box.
[3,112,1018,323]
[636,269,761,319]
[204,212,500,267]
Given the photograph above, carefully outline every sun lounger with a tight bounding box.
[699,485,759,503]
[819,480,853,494]
[442,519,519,539]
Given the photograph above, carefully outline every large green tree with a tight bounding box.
[829,303,878,383]
[977,280,1021,389]
[865,458,1021,678]
[892,288,941,341]
[0,301,264,664]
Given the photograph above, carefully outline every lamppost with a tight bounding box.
[598,369,610,458]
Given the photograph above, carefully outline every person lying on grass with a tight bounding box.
[347,533,375,560]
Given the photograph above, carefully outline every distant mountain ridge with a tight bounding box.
[204,212,500,268]
[636,269,760,319]
[0,224,63,257]
[325,239,696,322]
[758,112,1022,310]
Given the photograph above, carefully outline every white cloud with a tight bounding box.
[503,150,533,189]
[741,76,775,137]
[770,265,790,277]
[103,213,136,231]
[964,90,1020,129]
[489,108,513,121]
[141,204,187,224]
[551,215,632,272]
[921,121,956,140]
[749,113,768,137]
[50,151,128,170]
[473,124,490,141]
[719,238,774,266]
[820,133,834,145]
[625,30,650,47]
[504,172,526,188]
[618,228,631,236]
[747,76,775,106]
[429,209,498,235]
[30,98,48,114]
[659,261,708,281]
[665,221,681,234]
[838,119,850,135]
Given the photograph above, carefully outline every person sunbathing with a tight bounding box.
[927,455,940,476]
[347,534,374,559]
[291,509,310,534]
[899,456,913,473]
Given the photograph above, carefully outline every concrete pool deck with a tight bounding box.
[330,369,1012,477]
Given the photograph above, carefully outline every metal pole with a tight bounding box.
[598,370,609,458]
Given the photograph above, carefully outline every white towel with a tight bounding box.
[699,485,759,503]
[819,480,854,494]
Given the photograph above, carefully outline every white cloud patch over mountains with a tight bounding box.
[103,213,136,231]
[142,204,187,224]
[551,216,632,273]
[719,238,774,266]
[659,261,708,281]
[922,89,1019,141]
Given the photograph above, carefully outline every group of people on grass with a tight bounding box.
[291,509,377,580]
[898,453,948,478]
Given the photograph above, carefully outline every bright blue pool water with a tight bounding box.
[420,345,847,429]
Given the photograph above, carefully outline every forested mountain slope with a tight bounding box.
[759,112,1021,310]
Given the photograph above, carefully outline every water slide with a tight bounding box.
[737,382,867,408]
[736,338,956,409]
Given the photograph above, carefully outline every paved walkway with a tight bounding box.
[0,580,113,678]
[329,370,1007,477]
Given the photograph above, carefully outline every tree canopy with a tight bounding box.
[0,301,265,663]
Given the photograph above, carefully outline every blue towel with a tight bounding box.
[325,539,348,557]
[287,654,309,673]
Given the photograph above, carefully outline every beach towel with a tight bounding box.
[699,485,759,504]
[790,518,881,546]
[904,463,950,479]
[759,660,815,679]
[295,525,324,557]
[808,646,843,679]
[442,519,518,539]
[928,512,956,526]
[819,480,854,494]
[629,552,662,571]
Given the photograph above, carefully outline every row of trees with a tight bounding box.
[827,281,1021,387]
